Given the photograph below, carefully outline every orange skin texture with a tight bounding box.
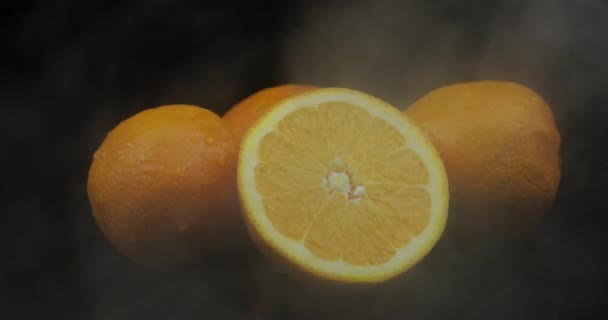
[223,84,317,147]
[405,81,561,239]
[87,105,241,263]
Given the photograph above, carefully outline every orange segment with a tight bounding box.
[254,162,327,240]
[341,201,397,266]
[303,193,347,261]
[366,184,432,236]
[355,194,411,249]
[238,88,448,283]
[276,107,334,164]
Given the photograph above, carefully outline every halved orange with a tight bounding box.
[238,88,448,283]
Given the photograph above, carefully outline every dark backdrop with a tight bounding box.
[2,0,608,319]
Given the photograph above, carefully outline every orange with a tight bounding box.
[87,105,240,263]
[238,88,448,283]
[405,81,561,239]
[223,84,317,147]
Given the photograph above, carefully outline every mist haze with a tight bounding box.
[2,0,607,319]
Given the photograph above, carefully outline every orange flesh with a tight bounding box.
[254,101,431,266]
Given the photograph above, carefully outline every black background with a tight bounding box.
[2,0,608,319]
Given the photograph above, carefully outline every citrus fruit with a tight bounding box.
[87,105,240,263]
[223,84,317,147]
[405,81,561,239]
[238,88,449,283]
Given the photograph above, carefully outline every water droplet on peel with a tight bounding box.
[205,136,215,144]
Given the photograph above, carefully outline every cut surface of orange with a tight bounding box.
[238,88,448,283]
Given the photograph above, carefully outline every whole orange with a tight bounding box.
[223,84,317,146]
[87,105,241,263]
[405,81,561,239]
